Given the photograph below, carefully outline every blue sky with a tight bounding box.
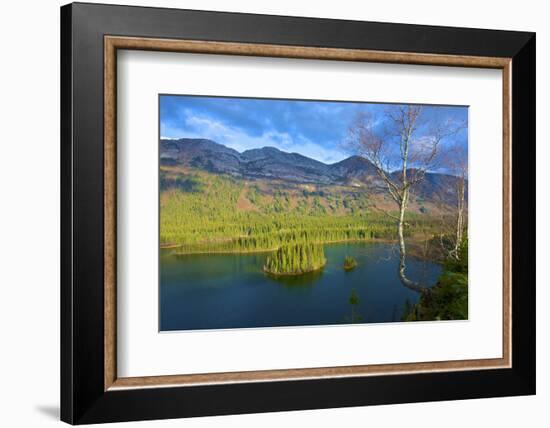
[160,95,468,165]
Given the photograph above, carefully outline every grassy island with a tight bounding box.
[264,243,326,276]
[343,256,358,271]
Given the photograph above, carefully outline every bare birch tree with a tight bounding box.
[439,142,468,260]
[348,105,460,293]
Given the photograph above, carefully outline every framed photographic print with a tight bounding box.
[61,2,536,424]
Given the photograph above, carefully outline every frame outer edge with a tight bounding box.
[60,3,75,424]
[510,33,536,392]
[63,3,536,423]
[73,2,534,58]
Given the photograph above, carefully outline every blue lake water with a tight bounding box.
[160,242,441,331]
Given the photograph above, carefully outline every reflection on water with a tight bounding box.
[160,242,441,331]
[345,288,363,324]
[265,269,325,288]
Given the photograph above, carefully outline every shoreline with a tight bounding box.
[163,237,400,256]
[162,237,444,264]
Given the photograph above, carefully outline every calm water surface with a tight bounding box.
[160,242,441,331]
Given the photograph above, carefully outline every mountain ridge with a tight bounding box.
[161,138,373,184]
[160,138,463,203]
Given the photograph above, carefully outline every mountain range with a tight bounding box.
[160,138,462,203]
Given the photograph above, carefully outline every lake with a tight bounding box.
[160,242,441,331]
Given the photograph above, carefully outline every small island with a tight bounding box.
[264,242,326,276]
[343,255,358,271]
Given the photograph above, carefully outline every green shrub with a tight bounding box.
[443,238,468,274]
[404,238,468,321]
[343,256,358,271]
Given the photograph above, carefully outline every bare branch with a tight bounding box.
[346,105,463,293]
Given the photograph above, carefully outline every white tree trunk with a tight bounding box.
[397,189,426,293]
[451,176,466,259]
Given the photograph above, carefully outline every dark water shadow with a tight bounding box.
[265,269,324,288]
[35,405,59,420]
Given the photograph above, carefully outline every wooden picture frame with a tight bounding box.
[61,2,535,424]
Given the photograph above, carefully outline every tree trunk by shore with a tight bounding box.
[397,188,427,293]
